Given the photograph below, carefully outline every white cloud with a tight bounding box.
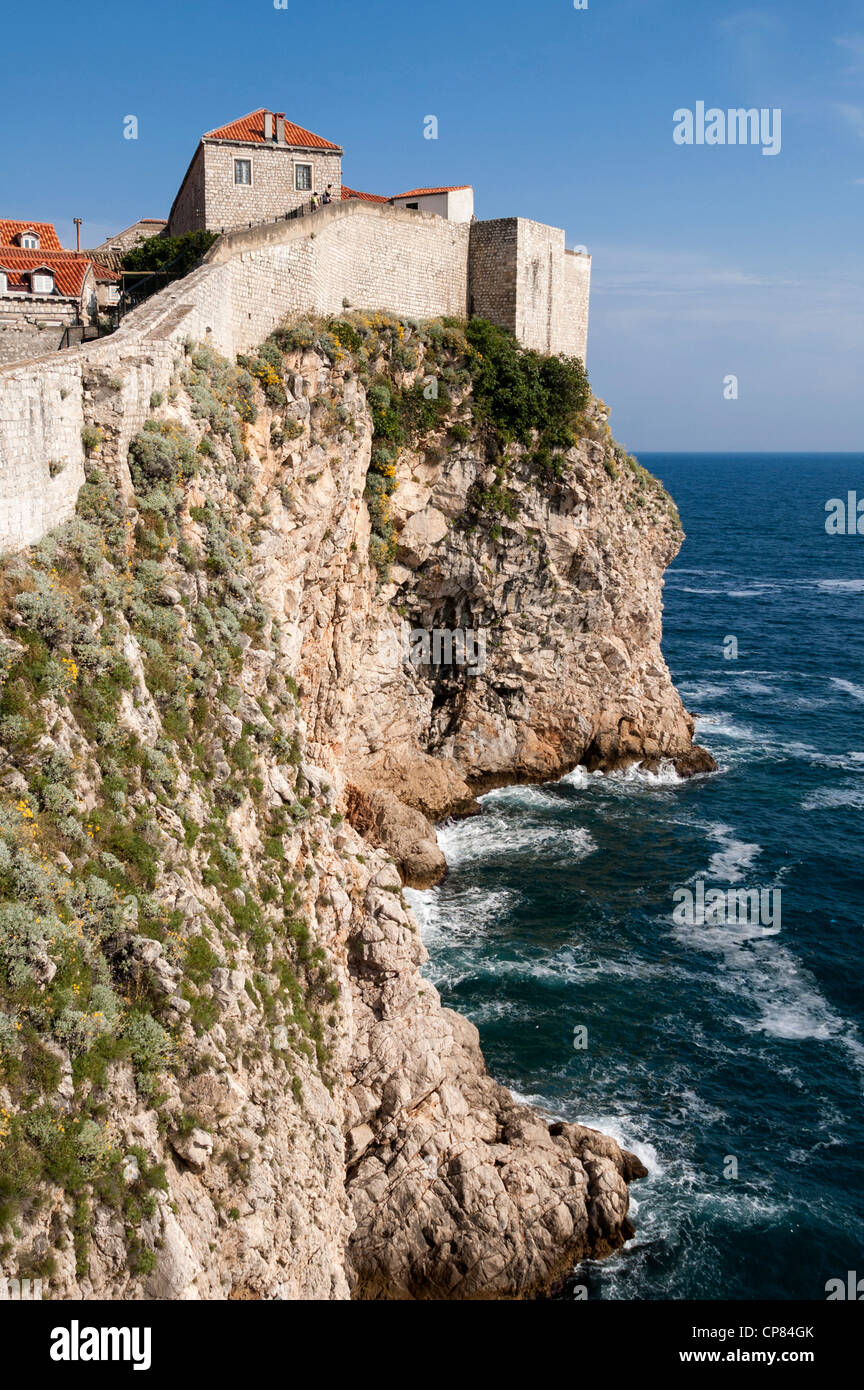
[834,34,864,72]
[834,102,864,139]
[589,245,864,353]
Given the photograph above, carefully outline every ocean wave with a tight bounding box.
[816,578,864,593]
[480,783,564,811]
[701,823,763,882]
[801,784,864,812]
[561,760,685,788]
[730,677,776,695]
[610,760,685,786]
[785,741,864,770]
[438,809,598,867]
[693,712,758,742]
[667,567,731,577]
[670,915,864,1076]
[679,681,730,702]
[560,765,593,788]
[830,678,864,704]
[668,585,728,595]
[405,883,517,948]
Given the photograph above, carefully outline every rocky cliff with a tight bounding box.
[0,313,710,1299]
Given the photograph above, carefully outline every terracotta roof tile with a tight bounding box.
[0,250,92,297]
[392,186,472,199]
[204,109,341,151]
[341,185,389,203]
[0,219,63,250]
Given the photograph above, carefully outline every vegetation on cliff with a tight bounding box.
[0,342,343,1278]
[0,312,683,1292]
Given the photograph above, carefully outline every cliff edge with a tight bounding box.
[0,313,709,1298]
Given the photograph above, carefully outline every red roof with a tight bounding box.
[91,261,120,282]
[341,185,388,203]
[204,109,341,151]
[392,186,471,199]
[0,219,63,250]
[0,250,92,297]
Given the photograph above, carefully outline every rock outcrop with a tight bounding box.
[0,312,705,1301]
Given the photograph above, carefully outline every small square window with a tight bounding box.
[295,163,312,191]
[234,159,252,186]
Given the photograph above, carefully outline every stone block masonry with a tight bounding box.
[0,199,590,554]
[469,217,590,363]
[0,298,80,367]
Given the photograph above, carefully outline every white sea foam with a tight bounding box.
[679,681,730,702]
[560,764,593,788]
[831,678,864,704]
[670,911,864,1075]
[668,567,730,577]
[480,783,562,811]
[672,585,728,595]
[731,678,775,696]
[616,759,685,785]
[702,823,762,883]
[694,712,758,742]
[438,810,598,867]
[816,578,864,593]
[785,741,864,771]
[801,784,864,812]
[405,883,516,948]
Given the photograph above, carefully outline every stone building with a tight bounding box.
[0,220,114,364]
[169,110,343,235]
[90,218,168,257]
[342,184,474,222]
[390,186,474,221]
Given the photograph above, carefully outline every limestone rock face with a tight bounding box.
[344,874,648,1299]
[0,324,708,1302]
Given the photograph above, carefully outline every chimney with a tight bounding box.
[275,114,286,144]
[264,112,274,141]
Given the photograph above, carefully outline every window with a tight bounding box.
[294,163,312,191]
[20,233,40,248]
[0,272,6,294]
[31,272,54,294]
[234,159,252,186]
[405,202,419,210]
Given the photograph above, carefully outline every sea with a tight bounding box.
[405,454,864,1301]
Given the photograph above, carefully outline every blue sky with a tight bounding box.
[3,0,863,449]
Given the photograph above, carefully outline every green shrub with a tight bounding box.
[123,230,217,277]
[128,420,197,491]
[123,1012,170,1071]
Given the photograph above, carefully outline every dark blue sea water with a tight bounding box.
[408,454,864,1301]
